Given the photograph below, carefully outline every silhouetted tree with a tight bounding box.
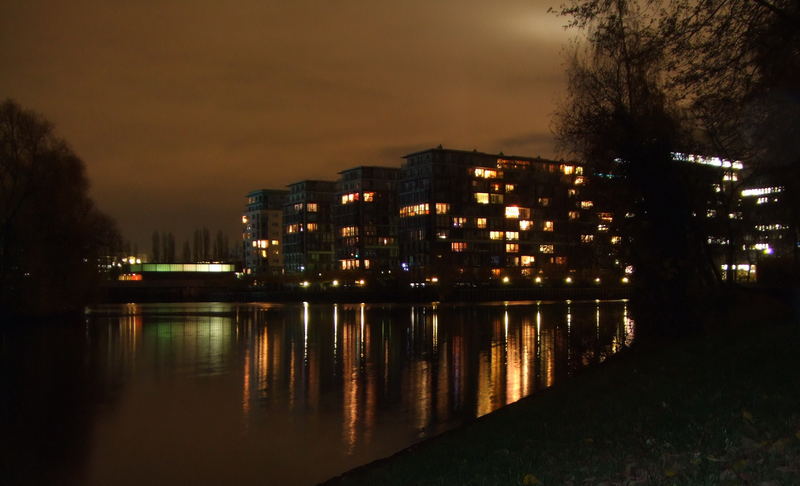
[193,229,202,262]
[181,240,191,263]
[151,231,161,263]
[0,99,121,316]
[202,227,210,261]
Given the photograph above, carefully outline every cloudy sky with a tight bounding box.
[0,0,573,249]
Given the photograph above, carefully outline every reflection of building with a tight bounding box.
[398,147,614,283]
[333,166,400,275]
[242,189,288,276]
[284,180,337,275]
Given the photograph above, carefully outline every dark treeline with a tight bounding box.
[0,99,121,318]
[144,228,231,263]
[554,0,799,338]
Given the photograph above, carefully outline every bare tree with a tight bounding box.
[0,99,120,316]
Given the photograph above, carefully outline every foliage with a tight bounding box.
[0,99,120,317]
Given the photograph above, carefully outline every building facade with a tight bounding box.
[397,148,619,284]
[242,189,288,276]
[333,166,400,275]
[283,180,337,275]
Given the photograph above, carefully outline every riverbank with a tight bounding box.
[324,293,800,485]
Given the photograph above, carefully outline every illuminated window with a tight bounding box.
[519,220,532,231]
[293,203,303,212]
[598,212,613,222]
[505,184,515,192]
[451,242,467,252]
[340,259,360,270]
[555,256,567,265]
[363,260,371,269]
[491,183,502,192]
[574,176,585,185]
[538,197,550,207]
[490,194,504,204]
[506,243,519,253]
[452,217,467,228]
[568,189,577,197]
[506,231,519,240]
[580,201,594,209]
[598,224,609,231]
[611,236,621,244]
[307,203,318,212]
[474,193,489,204]
[521,255,535,266]
[505,206,520,219]
[473,167,499,178]
[436,203,450,214]
[476,217,487,228]
[306,223,317,232]
[540,244,554,254]
[436,230,448,239]
[242,215,248,224]
[491,268,502,277]
[260,250,267,258]
[575,166,583,175]
[568,211,580,220]
[257,239,268,248]
[341,193,360,204]
[543,221,554,232]
[363,192,375,202]
[399,203,430,217]
[271,240,279,245]
[490,231,504,240]
[340,226,358,237]
[581,234,594,243]
[562,165,574,175]
[286,224,299,233]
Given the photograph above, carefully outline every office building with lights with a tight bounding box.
[333,166,400,275]
[242,189,288,276]
[283,180,337,274]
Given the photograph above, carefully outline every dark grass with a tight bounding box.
[324,295,800,485]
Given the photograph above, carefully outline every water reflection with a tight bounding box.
[2,301,633,486]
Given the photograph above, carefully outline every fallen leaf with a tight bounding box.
[522,473,541,485]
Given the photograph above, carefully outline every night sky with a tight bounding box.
[0,0,570,249]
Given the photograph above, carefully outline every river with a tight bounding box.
[1,300,633,485]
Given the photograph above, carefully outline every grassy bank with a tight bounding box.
[325,296,800,485]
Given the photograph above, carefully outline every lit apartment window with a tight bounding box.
[363,192,375,202]
[476,218,487,228]
[519,220,533,231]
[436,203,450,214]
[490,194,504,204]
[363,260,371,269]
[555,256,567,265]
[306,223,317,232]
[474,193,489,204]
[340,226,358,237]
[437,230,448,239]
[242,215,248,224]
[598,224,609,231]
[611,236,622,244]
[257,240,268,248]
[540,244,554,254]
[293,203,303,212]
[575,166,583,174]
[580,201,594,209]
[505,206,520,218]
[562,165,574,175]
[490,231,504,240]
[521,255,535,266]
[543,221,554,232]
[538,197,550,207]
[569,211,580,220]
[286,224,299,233]
[506,231,519,240]
[574,176,585,185]
[451,242,467,252]
[581,234,594,243]
[341,193,360,204]
[506,243,519,253]
[505,184,515,192]
[598,212,613,222]
[473,168,499,178]
[452,217,467,227]
[568,189,577,197]
[340,259,360,270]
[271,240,279,245]
[399,203,430,217]
[307,203,318,212]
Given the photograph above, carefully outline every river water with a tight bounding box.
[1,300,633,485]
